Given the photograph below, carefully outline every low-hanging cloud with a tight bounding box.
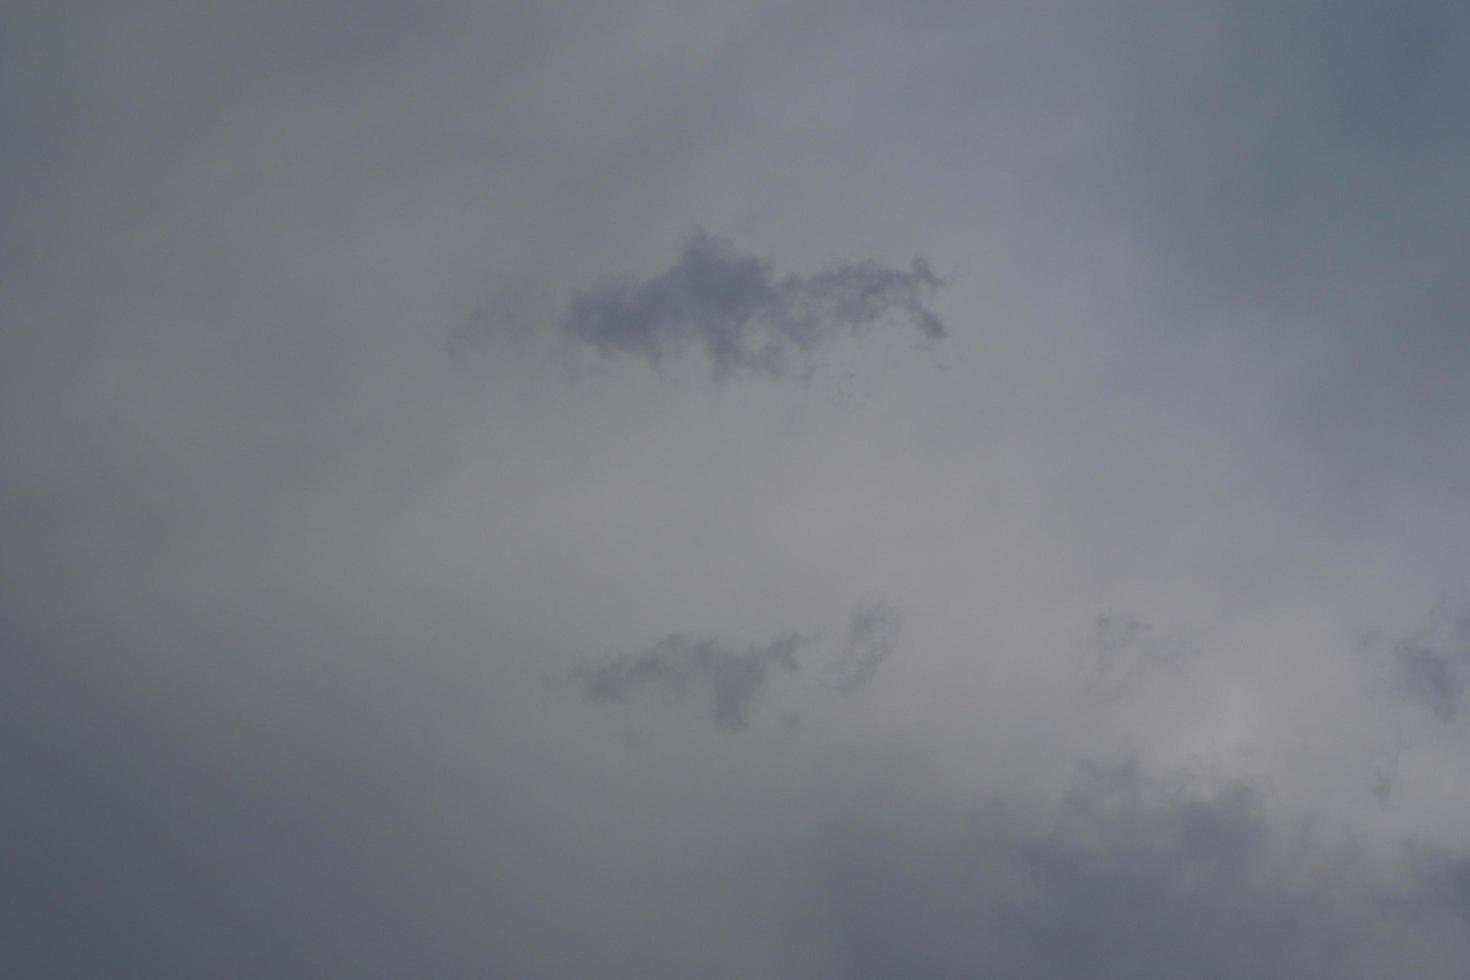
[560,230,947,379]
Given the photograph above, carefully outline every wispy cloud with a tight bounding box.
[574,602,905,729]
[1080,612,1194,705]
[561,230,947,380]
[824,601,902,695]
[1389,610,1470,724]
[575,631,817,730]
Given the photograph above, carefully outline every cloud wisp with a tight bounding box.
[1390,610,1470,725]
[1079,612,1195,706]
[560,231,947,380]
[575,631,818,731]
[574,603,905,730]
[824,601,903,695]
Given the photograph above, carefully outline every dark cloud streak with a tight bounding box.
[561,230,947,380]
[574,602,906,729]
[576,631,817,731]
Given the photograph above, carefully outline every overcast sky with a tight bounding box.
[4,2,1470,976]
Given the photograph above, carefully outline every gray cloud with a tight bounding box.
[1402,846,1470,927]
[1101,1,1469,313]
[1390,610,1470,724]
[576,631,817,731]
[575,602,905,728]
[446,305,508,367]
[7,0,1470,975]
[816,761,1470,978]
[446,285,541,370]
[1080,612,1193,705]
[1089,0,1470,537]
[824,601,902,695]
[561,230,946,379]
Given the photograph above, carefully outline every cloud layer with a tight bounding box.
[6,1,1470,976]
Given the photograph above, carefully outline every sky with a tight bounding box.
[4,2,1470,976]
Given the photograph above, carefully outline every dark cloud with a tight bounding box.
[816,761,1470,978]
[824,601,902,695]
[576,631,817,731]
[561,230,947,379]
[1388,609,1470,724]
